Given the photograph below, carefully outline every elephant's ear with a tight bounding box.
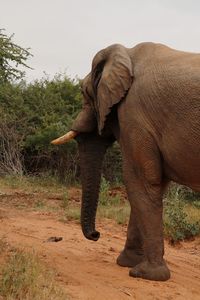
[92,44,133,134]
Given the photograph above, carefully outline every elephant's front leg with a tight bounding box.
[128,181,170,281]
[120,135,170,281]
[117,208,144,267]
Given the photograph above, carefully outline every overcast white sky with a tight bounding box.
[1,0,200,82]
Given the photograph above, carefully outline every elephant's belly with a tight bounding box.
[159,127,200,191]
[163,155,200,192]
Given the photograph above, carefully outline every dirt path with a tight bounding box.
[0,191,199,299]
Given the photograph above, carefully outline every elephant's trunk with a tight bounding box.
[78,135,109,241]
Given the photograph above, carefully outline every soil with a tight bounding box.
[0,187,199,300]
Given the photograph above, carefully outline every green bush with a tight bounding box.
[99,177,121,206]
[99,176,110,206]
[0,29,31,83]
[0,75,81,180]
[164,185,200,243]
[103,142,122,184]
[177,186,200,208]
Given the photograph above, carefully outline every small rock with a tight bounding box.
[46,236,63,242]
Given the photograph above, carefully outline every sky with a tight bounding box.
[1,0,200,82]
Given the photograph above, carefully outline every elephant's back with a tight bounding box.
[131,43,200,108]
[131,42,200,82]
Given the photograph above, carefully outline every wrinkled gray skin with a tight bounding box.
[72,42,200,281]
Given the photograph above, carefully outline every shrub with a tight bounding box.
[103,142,122,184]
[0,29,31,83]
[0,113,24,175]
[164,185,200,243]
[99,177,121,206]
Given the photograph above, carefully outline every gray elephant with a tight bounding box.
[52,42,200,281]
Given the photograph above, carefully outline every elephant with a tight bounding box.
[51,42,200,281]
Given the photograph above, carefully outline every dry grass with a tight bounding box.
[184,204,200,223]
[98,204,130,225]
[0,175,69,194]
[0,241,68,300]
[60,207,81,223]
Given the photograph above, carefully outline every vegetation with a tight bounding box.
[0,242,67,299]
[99,177,121,206]
[0,71,123,183]
[164,185,200,243]
[0,74,82,180]
[0,29,31,83]
[98,176,129,224]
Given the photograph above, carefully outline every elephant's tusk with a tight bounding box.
[51,130,79,145]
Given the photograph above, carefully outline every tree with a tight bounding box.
[0,29,32,83]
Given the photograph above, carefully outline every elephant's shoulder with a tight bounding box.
[130,42,169,63]
[132,42,168,52]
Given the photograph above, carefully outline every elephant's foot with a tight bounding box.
[129,260,170,281]
[116,248,144,268]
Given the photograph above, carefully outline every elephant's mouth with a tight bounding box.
[51,130,79,145]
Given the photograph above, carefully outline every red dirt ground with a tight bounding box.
[0,188,199,300]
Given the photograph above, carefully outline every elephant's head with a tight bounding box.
[52,44,133,241]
